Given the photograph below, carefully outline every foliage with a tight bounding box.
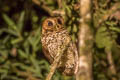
[93,0,120,80]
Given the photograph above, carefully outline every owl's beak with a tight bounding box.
[55,24,61,30]
[55,25,58,30]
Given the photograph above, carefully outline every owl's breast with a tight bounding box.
[41,30,70,59]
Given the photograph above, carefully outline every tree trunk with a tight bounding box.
[76,0,93,80]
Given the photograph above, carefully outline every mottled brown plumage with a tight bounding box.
[41,17,78,75]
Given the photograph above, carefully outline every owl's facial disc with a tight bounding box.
[42,17,64,35]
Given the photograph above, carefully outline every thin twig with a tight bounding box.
[57,0,62,9]
[45,43,70,80]
[93,0,99,10]
[32,0,53,16]
[97,2,120,28]
[32,0,65,16]
[105,48,117,80]
[14,68,40,80]
[45,50,62,80]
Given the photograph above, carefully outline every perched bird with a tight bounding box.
[41,17,78,75]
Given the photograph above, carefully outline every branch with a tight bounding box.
[45,50,62,80]
[45,43,70,80]
[32,0,53,16]
[14,68,40,80]
[105,48,117,80]
[57,0,62,9]
[32,0,65,16]
[97,2,120,28]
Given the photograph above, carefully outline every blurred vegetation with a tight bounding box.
[0,0,120,80]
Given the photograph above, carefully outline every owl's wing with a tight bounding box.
[72,43,79,74]
[42,45,54,63]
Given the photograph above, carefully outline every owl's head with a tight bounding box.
[42,17,64,34]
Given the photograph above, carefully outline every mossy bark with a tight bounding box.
[76,0,93,80]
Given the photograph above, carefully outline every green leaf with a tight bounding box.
[28,28,41,51]
[1,28,18,36]
[33,28,41,49]
[109,26,120,32]
[95,26,113,49]
[18,49,28,59]
[17,11,25,32]
[11,37,23,44]
[2,14,17,31]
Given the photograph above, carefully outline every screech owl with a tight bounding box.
[41,17,78,75]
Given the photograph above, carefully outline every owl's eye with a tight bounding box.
[57,18,62,25]
[48,21,53,26]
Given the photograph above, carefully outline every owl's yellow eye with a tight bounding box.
[48,21,53,26]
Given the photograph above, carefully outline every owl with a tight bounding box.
[41,17,78,75]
